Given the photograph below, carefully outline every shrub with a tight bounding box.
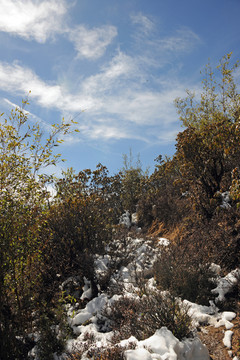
[36,315,65,360]
[86,343,136,360]
[137,155,189,230]
[67,343,136,360]
[154,240,217,305]
[119,150,148,215]
[204,210,240,270]
[0,100,77,360]
[32,302,72,360]
[101,291,192,341]
[174,54,240,220]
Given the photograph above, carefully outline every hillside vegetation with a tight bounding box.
[0,54,239,359]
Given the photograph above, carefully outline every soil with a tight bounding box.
[198,313,240,360]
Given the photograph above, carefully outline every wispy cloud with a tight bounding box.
[78,122,131,141]
[81,51,138,95]
[157,27,201,53]
[0,5,202,145]
[130,12,155,35]
[0,61,64,105]
[0,52,187,144]
[68,25,117,60]
[130,13,201,65]
[0,0,68,42]
[0,61,90,110]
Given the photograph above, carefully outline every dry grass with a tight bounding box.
[146,220,166,238]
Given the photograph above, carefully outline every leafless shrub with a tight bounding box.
[100,291,192,342]
[154,242,217,305]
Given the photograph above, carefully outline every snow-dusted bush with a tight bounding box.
[101,291,192,342]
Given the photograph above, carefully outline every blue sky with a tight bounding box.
[0,0,239,175]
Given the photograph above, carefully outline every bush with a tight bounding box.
[67,343,136,360]
[0,100,77,360]
[204,210,240,271]
[137,155,189,230]
[154,240,217,305]
[120,150,147,215]
[101,291,192,341]
[174,54,240,220]
[86,343,136,360]
[36,315,65,360]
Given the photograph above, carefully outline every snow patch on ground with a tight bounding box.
[223,330,233,349]
[211,268,239,303]
[184,300,236,330]
[31,235,239,360]
[60,237,213,360]
[122,327,209,360]
[70,294,108,327]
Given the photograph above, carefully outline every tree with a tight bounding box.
[43,164,123,275]
[174,53,240,218]
[120,149,147,215]
[0,98,78,359]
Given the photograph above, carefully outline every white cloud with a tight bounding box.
[0,0,68,42]
[131,13,155,35]
[0,13,196,145]
[95,83,187,130]
[0,0,117,58]
[157,28,201,53]
[130,13,201,63]
[77,117,149,143]
[153,127,181,144]
[68,24,117,60]
[0,61,93,112]
[0,1,204,149]
[0,61,64,105]
[78,123,130,141]
[75,51,187,127]
[81,51,138,95]
[0,50,187,144]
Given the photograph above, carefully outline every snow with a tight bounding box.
[140,327,180,356]
[119,211,132,228]
[184,300,236,331]
[61,237,213,360]
[94,255,110,274]
[71,294,108,327]
[80,277,92,300]
[220,191,231,209]
[61,237,239,359]
[125,348,152,360]
[183,301,236,351]
[124,328,209,360]
[209,263,221,275]
[223,330,233,348]
[211,268,240,302]
[183,300,218,326]
[29,233,239,360]
[158,237,170,246]
[214,312,236,329]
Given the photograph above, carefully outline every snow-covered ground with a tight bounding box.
[29,216,239,360]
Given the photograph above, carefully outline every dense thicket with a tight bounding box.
[0,54,239,359]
